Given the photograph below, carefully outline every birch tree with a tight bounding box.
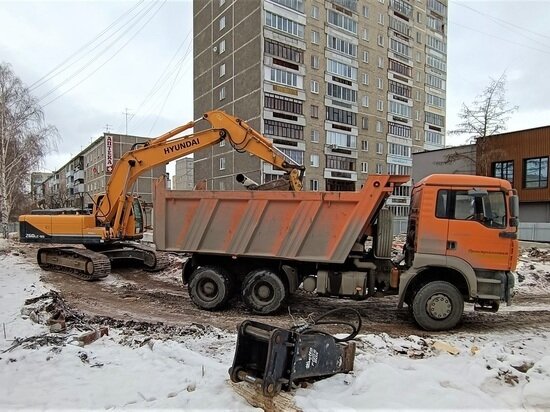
[0,63,57,235]
[449,73,518,175]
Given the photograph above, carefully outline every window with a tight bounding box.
[426,54,446,72]
[378,13,384,25]
[268,67,300,87]
[327,83,357,103]
[311,55,319,69]
[311,80,319,94]
[363,28,369,41]
[219,63,226,77]
[388,143,411,157]
[311,5,319,19]
[361,162,368,173]
[326,106,357,125]
[425,130,443,145]
[524,157,548,188]
[427,35,447,53]
[310,154,320,167]
[362,95,369,107]
[265,11,305,38]
[493,161,514,184]
[378,56,384,68]
[271,0,305,12]
[327,58,357,80]
[362,5,369,17]
[327,34,357,57]
[376,163,384,174]
[219,139,225,147]
[387,163,411,175]
[312,30,320,44]
[310,179,319,191]
[326,130,356,148]
[219,39,226,54]
[264,93,303,114]
[426,73,446,90]
[219,157,225,170]
[362,116,368,129]
[328,9,358,34]
[326,155,356,171]
[376,99,384,111]
[310,104,319,118]
[376,142,384,154]
[437,190,506,228]
[311,129,320,143]
[219,16,226,31]
[361,140,369,151]
[389,80,412,98]
[219,0,225,6]
[428,0,447,16]
[265,39,304,63]
[264,119,304,140]
[377,78,383,89]
[376,120,383,133]
[389,101,411,118]
[389,59,412,77]
[390,38,411,58]
[426,93,445,108]
[425,111,445,127]
[389,14,411,36]
[219,87,226,100]
[363,51,369,63]
[362,73,369,85]
[280,148,304,165]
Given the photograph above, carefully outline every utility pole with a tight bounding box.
[123,108,134,135]
[105,124,112,133]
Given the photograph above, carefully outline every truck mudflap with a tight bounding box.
[229,311,360,397]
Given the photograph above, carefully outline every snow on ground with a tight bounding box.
[1,239,550,410]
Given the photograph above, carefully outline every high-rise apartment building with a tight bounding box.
[193,0,447,218]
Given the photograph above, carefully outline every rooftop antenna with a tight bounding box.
[105,124,112,133]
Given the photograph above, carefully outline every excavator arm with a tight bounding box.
[97,110,305,237]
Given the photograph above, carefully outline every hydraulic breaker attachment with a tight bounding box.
[229,320,356,397]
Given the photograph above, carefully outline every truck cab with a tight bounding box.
[400,174,519,330]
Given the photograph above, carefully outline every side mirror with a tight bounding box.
[509,195,519,218]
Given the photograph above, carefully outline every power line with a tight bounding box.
[39,1,160,103]
[29,0,146,91]
[453,2,550,46]
[41,1,167,107]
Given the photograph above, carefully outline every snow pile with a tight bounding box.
[1,241,550,410]
[515,245,550,294]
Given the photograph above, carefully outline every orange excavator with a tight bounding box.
[19,111,305,280]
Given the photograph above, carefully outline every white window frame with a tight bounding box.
[311,80,319,94]
[361,162,368,174]
[219,39,226,54]
[219,86,226,101]
[219,16,226,31]
[219,157,226,170]
[311,5,319,19]
[362,95,369,107]
[219,63,226,77]
[312,30,319,44]
[310,154,320,167]
[311,129,320,143]
[377,99,383,111]
[361,140,369,151]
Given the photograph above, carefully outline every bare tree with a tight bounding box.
[449,72,518,175]
[0,63,58,236]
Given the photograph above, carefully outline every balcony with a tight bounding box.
[74,170,85,182]
[74,183,85,194]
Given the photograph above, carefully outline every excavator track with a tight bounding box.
[85,242,170,272]
[37,247,111,281]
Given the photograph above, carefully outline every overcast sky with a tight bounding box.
[1,0,549,173]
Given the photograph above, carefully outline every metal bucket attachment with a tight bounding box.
[229,320,356,397]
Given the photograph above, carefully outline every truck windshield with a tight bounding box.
[437,190,507,228]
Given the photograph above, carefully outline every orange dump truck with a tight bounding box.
[153,174,519,331]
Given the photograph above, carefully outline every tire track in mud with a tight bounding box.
[41,267,550,336]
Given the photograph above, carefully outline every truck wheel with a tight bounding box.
[242,269,286,315]
[188,266,232,311]
[412,281,464,331]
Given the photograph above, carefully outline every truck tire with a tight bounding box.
[188,266,232,311]
[242,269,286,315]
[412,281,464,331]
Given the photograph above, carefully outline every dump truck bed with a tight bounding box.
[153,175,408,264]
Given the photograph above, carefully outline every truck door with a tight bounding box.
[446,190,513,270]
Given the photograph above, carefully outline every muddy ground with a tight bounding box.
[15,243,550,337]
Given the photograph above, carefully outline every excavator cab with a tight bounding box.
[131,197,144,235]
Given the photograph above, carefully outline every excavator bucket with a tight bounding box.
[229,320,356,397]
